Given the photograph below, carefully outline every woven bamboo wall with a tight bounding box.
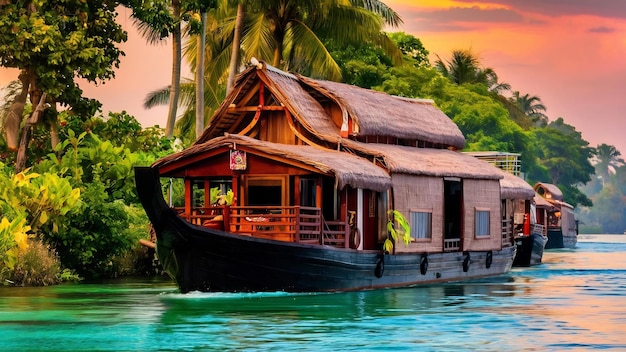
[391,174,444,253]
[463,178,502,251]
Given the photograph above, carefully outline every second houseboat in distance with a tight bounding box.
[468,152,549,266]
[135,60,518,293]
[534,182,578,249]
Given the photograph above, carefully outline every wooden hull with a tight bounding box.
[545,228,577,249]
[513,233,547,267]
[136,167,516,293]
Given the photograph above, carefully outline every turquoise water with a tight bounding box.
[1,235,625,351]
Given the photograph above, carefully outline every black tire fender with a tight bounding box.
[462,252,470,272]
[375,255,385,278]
[485,250,493,269]
[420,254,428,275]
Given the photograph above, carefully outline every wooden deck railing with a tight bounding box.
[176,205,348,248]
[531,223,546,236]
[501,218,513,246]
[444,238,460,251]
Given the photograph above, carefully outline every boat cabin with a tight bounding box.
[534,182,577,235]
[153,61,511,255]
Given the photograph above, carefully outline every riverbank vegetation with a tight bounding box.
[1,1,624,285]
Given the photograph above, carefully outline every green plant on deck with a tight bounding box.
[384,210,411,253]
[210,187,234,206]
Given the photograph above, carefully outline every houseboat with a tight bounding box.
[534,182,578,249]
[135,60,517,293]
[468,152,547,266]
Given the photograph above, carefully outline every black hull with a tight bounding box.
[135,167,516,293]
[513,233,547,267]
[545,229,577,249]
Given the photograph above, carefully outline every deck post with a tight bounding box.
[184,179,192,221]
[223,205,231,231]
[295,206,301,242]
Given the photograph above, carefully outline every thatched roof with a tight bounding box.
[341,140,502,180]
[298,76,466,149]
[262,66,340,141]
[534,193,557,210]
[196,63,340,144]
[197,61,466,150]
[499,171,535,200]
[155,134,391,192]
[534,182,564,201]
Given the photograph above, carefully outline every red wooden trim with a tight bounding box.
[184,179,192,219]
[294,175,301,206]
[259,82,265,106]
[340,189,349,248]
[204,180,211,207]
[315,177,322,209]
[232,175,239,206]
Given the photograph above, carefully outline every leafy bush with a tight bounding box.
[0,216,30,283]
[0,160,85,285]
[32,115,172,279]
[9,240,71,286]
[1,110,173,284]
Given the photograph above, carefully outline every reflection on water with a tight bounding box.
[1,236,625,351]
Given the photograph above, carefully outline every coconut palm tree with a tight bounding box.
[226,1,245,94]
[147,0,403,140]
[593,143,625,181]
[131,0,183,138]
[212,0,402,84]
[435,49,488,85]
[509,91,548,127]
[1,72,29,151]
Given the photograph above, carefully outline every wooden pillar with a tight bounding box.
[294,175,301,206]
[184,179,192,220]
[204,180,211,207]
[231,174,239,205]
[315,177,322,209]
[340,188,349,249]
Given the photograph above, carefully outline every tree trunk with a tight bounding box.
[3,71,30,150]
[15,92,48,172]
[165,0,182,138]
[226,3,245,95]
[50,118,60,151]
[195,11,207,139]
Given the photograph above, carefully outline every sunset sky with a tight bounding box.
[1,1,625,158]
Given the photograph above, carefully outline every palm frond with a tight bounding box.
[349,0,403,27]
[286,22,341,80]
[241,12,275,64]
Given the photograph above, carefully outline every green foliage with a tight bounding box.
[329,32,430,90]
[0,1,127,114]
[8,239,67,287]
[210,187,234,206]
[46,182,136,278]
[384,210,411,253]
[0,215,30,280]
[329,43,391,88]
[0,162,82,284]
[578,161,626,233]
[387,32,430,66]
[28,114,172,278]
[0,163,80,236]
[527,118,594,207]
[342,41,595,209]
[59,111,174,155]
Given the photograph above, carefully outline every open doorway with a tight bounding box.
[444,178,463,248]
